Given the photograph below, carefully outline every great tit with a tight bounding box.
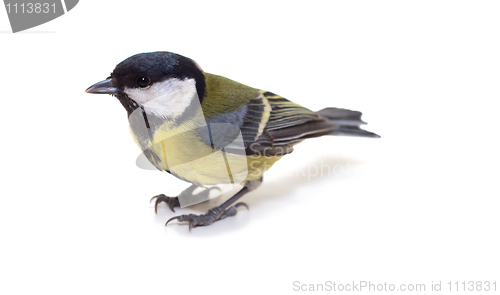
[86,51,379,230]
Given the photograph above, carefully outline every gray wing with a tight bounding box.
[199,91,338,156]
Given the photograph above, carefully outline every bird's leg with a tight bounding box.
[166,178,262,231]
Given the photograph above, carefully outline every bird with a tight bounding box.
[86,51,379,230]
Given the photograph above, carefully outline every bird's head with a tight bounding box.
[86,52,206,118]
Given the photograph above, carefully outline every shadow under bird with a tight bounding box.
[86,51,379,230]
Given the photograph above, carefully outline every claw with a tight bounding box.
[151,194,179,213]
[166,201,176,213]
[155,198,162,214]
[150,196,161,213]
[166,214,198,232]
[234,202,249,210]
[165,216,180,226]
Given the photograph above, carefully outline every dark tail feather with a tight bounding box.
[331,125,381,138]
[317,107,380,138]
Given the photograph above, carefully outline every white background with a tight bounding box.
[1,1,499,294]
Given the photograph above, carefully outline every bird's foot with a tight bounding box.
[150,194,180,213]
[166,202,248,231]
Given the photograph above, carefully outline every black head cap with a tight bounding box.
[111,51,206,101]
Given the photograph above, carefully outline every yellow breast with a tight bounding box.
[130,112,281,187]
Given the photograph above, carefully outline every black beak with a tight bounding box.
[85,78,118,94]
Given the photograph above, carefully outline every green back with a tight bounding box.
[201,73,261,119]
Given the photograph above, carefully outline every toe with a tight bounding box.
[154,199,163,214]
[165,216,180,226]
[150,194,166,203]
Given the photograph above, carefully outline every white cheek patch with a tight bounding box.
[123,78,197,118]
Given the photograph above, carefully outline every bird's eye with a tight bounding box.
[136,76,151,88]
